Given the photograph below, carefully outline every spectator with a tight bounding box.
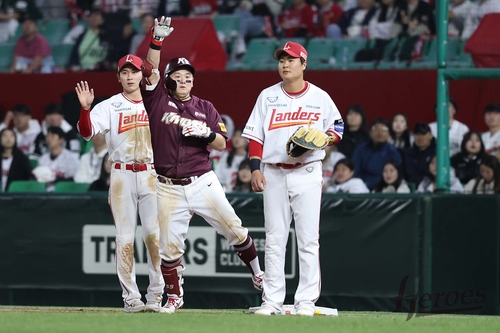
[187,0,219,17]
[88,152,111,191]
[325,158,369,193]
[100,9,134,68]
[129,0,160,18]
[312,0,344,38]
[0,104,41,156]
[214,127,248,191]
[0,128,32,192]
[451,130,485,185]
[429,97,469,157]
[209,114,235,168]
[354,0,404,61]
[336,0,377,39]
[403,122,435,186]
[322,144,346,190]
[10,15,54,73]
[277,0,315,38]
[462,0,500,40]
[34,102,81,158]
[390,0,436,61]
[218,0,242,14]
[337,104,370,158]
[417,155,464,193]
[158,0,191,17]
[481,102,500,159]
[373,160,410,193]
[38,0,69,20]
[463,154,500,194]
[36,126,80,191]
[0,0,43,43]
[351,117,402,190]
[65,9,110,71]
[74,133,107,184]
[388,112,413,152]
[129,13,154,54]
[230,159,254,193]
[448,0,474,38]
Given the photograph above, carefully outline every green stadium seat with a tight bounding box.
[8,181,46,193]
[0,44,15,73]
[131,17,142,32]
[80,139,94,155]
[335,39,370,64]
[29,158,38,169]
[241,38,278,70]
[279,37,307,47]
[41,19,71,44]
[213,14,241,39]
[306,38,336,70]
[54,181,91,193]
[51,43,74,70]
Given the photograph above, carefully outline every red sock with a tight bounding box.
[161,259,183,297]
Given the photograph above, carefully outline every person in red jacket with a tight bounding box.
[277,0,315,38]
[312,0,344,38]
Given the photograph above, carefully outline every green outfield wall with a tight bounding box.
[0,193,498,315]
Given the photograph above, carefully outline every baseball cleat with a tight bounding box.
[144,301,162,312]
[296,308,315,317]
[252,272,264,291]
[124,299,145,313]
[159,296,184,314]
[254,305,274,316]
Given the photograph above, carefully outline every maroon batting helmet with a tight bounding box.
[164,57,195,91]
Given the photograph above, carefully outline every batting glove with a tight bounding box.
[153,16,174,42]
[182,123,211,138]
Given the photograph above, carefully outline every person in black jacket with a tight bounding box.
[88,153,111,192]
[337,104,370,159]
[451,130,485,185]
[0,128,33,192]
[403,122,436,186]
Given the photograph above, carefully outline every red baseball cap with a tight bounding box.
[117,54,143,72]
[274,41,308,62]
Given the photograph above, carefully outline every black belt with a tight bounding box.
[157,175,198,186]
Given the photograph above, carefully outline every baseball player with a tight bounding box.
[75,54,164,313]
[242,41,344,316]
[140,16,264,314]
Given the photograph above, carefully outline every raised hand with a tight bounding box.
[75,81,95,110]
[153,16,174,42]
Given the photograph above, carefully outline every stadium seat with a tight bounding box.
[29,158,38,169]
[336,39,370,64]
[51,43,74,70]
[0,44,15,73]
[80,139,93,155]
[131,17,142,32]
[54,181,91,193]
[41,19,71,45]
[241,38,278,70]
[212,14,240,39]
[8,181,46,193]
[306,38,336,70]
[278,37,306,47]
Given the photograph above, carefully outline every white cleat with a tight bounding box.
[144,301,162,312]
[296,308,315,317]
[124,299,145,313]
[254,305,274,316]
[159,296,184,314]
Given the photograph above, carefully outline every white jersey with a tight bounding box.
[325,177,369,193]
[322,150,345,184]
[0,119,42,156]
[38,148,80,180]
[482,130,500,155]
[87,93,153,164]
[242,82,344,164]
[74,148,108,183]
[429,120,469,156]
[214,152,247,190]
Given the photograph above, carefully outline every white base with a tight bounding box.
[248,305,338,316]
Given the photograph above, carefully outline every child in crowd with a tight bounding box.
[450,130,485,185]
[372,161,410,193]
[463,154,500,194]
[325,158,369,193]
[230,159,253,193]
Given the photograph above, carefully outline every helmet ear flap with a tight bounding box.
[164,76,177,91]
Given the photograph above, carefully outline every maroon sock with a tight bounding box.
[233,236,258,275]
[161,259,183,296]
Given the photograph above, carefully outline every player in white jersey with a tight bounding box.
[75,54,164,313]
[481,103,500,159]
[242,41,344,317]
[429,98,469,156]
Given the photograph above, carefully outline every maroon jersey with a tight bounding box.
[142,85,228,178]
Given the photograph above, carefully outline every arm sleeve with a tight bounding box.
[77,108,92,139]
[248,140,263,159]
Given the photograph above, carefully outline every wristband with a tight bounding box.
[204,131,216,143]
[250,159,261,173]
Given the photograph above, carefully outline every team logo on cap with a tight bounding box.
[283,43,291,50]
[125,54,134,63]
